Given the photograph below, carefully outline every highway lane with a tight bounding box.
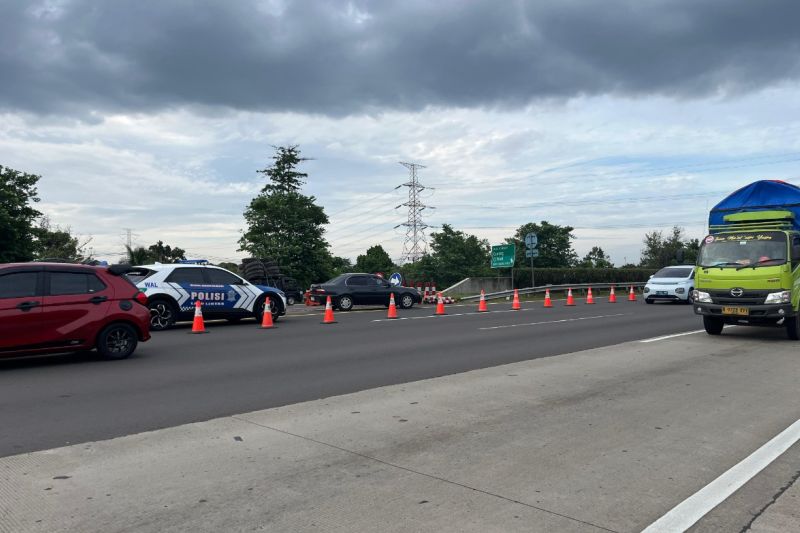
[3,322,799,532]
[0,299,702,457]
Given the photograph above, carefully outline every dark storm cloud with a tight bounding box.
[1,0,799,116]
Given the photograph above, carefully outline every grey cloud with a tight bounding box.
[1,0,799,116]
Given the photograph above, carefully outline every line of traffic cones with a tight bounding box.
[196,284,640,334]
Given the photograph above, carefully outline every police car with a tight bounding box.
[127,263,287,330]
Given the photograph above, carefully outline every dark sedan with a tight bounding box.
[309,273,422,311]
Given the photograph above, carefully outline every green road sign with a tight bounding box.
[491,244,516,268]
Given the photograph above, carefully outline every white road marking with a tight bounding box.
[371,307,539,323]
[643,417,800,532]
[640,330,705,343]
[478,313,630,330]
[640,325,736,343]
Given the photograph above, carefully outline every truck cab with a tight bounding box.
[694,181,800,339]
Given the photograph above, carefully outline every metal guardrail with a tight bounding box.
[460,282,647,302]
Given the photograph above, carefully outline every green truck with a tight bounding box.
[694,180,800,339]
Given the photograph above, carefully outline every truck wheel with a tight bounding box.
[703,316,724,335]
[786,313,800,340]
[645,298,653,304]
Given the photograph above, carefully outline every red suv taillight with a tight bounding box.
[134,291,148,305]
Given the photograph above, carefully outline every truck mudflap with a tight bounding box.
[693,302,795,324]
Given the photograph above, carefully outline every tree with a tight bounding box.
[239,146,332,288]
[424,224,492,287]
[0,165,42,262]
[507,221,578,268]
[147,240,186,263]
[639,226,696,268]
[355,245,394,274]
[124,245,154,265]
[216,262,239,274]
[33,217,91,262]
[328,256,353,277]
[578,246,614,268]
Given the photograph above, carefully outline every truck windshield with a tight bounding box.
[698,232,787,268]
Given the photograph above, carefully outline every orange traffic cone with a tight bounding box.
[609,286,617,303]
[260,297,275,329]
[628,286,637,302]
[435,292,447,315]
[478,289,488,312]
[566,288,576,306]
[387,293,399,319]
[322,296,337,324]
[512,289,521,310]
[543,288,553,308]
[190,301,207,334]
[586,287,595,304]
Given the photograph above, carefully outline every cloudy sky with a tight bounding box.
[2,0,800,267]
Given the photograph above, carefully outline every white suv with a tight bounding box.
[644,266,695,304]
[127,264,287,330]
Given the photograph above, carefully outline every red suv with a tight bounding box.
[0,263,151,360]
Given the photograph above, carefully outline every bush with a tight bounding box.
[513,267,657,288]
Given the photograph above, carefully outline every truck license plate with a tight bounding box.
[722,306,749,316]
[656,291,668,295]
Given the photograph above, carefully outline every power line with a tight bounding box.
[437,190,729,211]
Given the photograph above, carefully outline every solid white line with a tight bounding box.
[639,325,736,343]
[643,417,800,532]
[478,313,630,330]
[640,330,705,343]
[372,307,537,323]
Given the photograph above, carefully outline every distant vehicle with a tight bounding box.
[308,273,422,311]
[127,264,286,330]
[643,266,695,304]
[0,262,151,360]
[237,258,302,304]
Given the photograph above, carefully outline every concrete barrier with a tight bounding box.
[442,277,512,297]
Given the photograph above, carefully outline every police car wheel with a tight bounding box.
[254,298,281,324]
[149,299,177,331]
[399,293,415,309]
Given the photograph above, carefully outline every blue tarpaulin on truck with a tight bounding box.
[709,180,800,230]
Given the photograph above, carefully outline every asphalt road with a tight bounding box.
[1,299,704,457]
[3,318,798,532]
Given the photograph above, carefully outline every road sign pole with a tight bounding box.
[530,254,534,289]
